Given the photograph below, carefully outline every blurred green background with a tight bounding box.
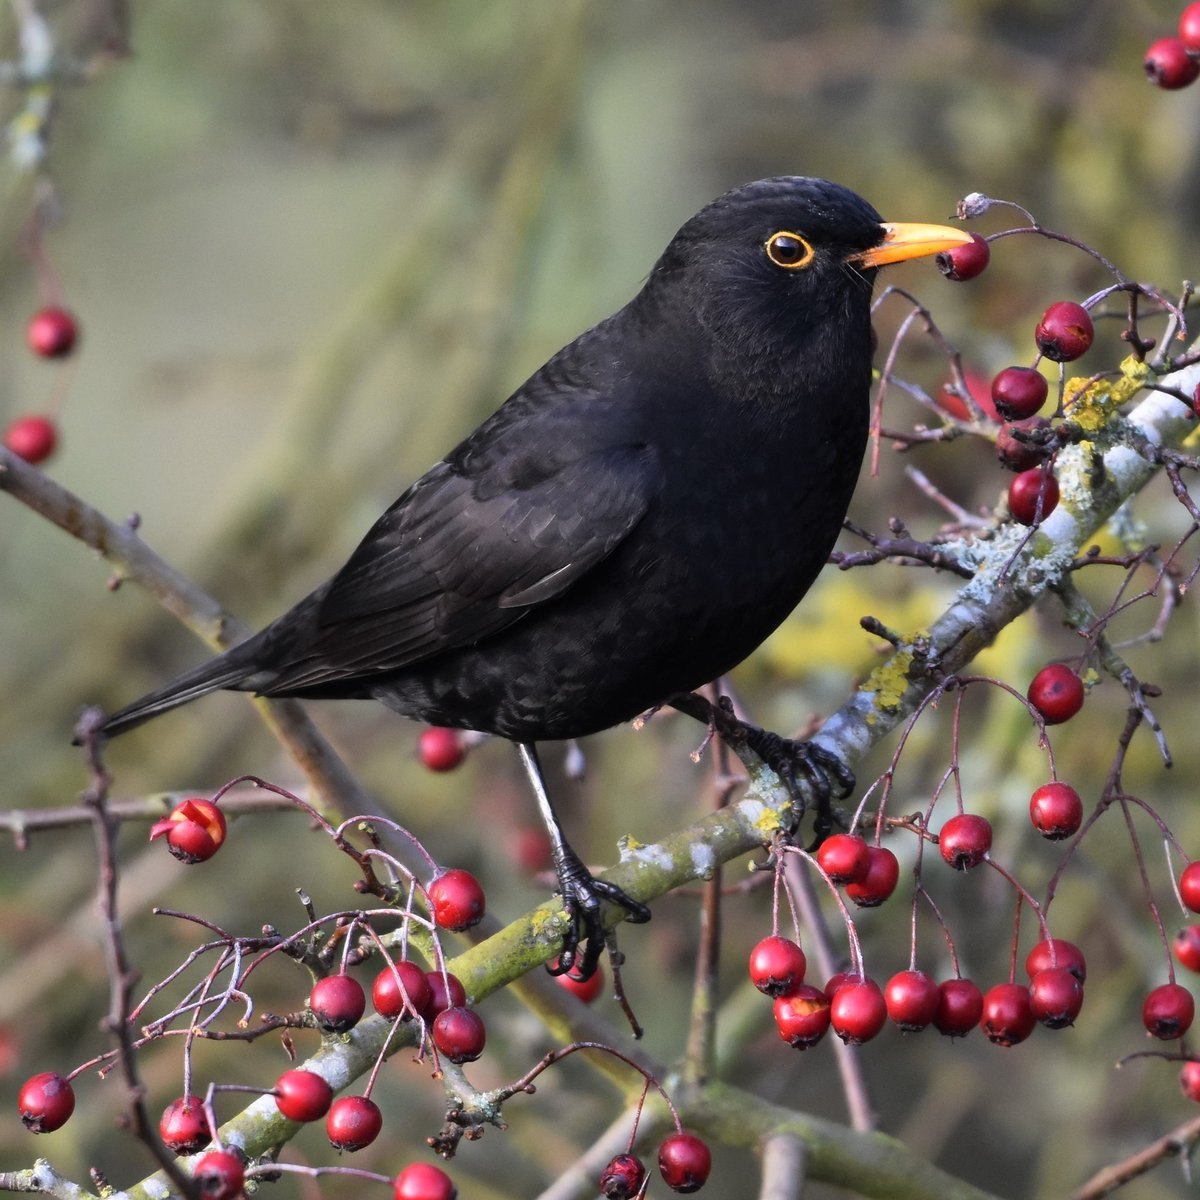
[2,2,1200,1197]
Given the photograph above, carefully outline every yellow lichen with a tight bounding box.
[863,650,915,718]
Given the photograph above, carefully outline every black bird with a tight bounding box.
[98,177,970,975]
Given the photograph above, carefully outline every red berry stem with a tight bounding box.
[914,882,965,978]
[789,848,870,977]
[1114,792,1177,984]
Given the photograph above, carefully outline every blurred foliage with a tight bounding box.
[2,2,1200,1198]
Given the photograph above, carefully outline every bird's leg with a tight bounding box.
[516,742,651,980]
[669,692,855,846]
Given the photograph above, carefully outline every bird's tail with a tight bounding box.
[98,650,257,739]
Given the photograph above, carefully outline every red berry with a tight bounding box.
[657,1132,712,1193]
[1143,983,1195,1040]
[938,813,992,870]
[326,1095,383,1151]
[428,869,486,931]
[1035,301,1093,362]
[1181,1060,1200,1103]
[933,978,983,1038]
[26,306,79,358]
[423,971,467,1018]
[1028,967,1084,1029]
[884,969,940,1032]
[816,833,870,884]
[981,982,1036,1046]
[1180,862,1200,912]
[1144,36,1200,89]
[990,366,1048,421]
[772,985,831,1049]
[1181,3,1200,52]
[1029,781,1083,840]
[936,233,990,282]
[1027,664,1085,725]
[599,1153,646,1199]
[393,1162,458,1200]
[418,726,465,771]
[17,1071,75,1133]
[1008,467,1060,525]
[310,974,366,1033]
[845,845,900,907]
[274,1069,333,1123]
[830,977,888,1044]
[432,1006,486,1064]
[193,1149,244,1200]
[373,960,433,1022]
[160,1095,210,1155]
[552,958,605,1003]
[996,417,1052,472]
[149,797,227,864]
[1174,927,1200,973]
[1025,938,1087,985]
[3,414,59,464]
[823,971,855,1000]
[748,935,807,997]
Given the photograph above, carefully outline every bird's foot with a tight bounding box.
[548,845,651,982]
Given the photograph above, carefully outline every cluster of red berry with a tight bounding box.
[1,305,80,466]
[1144,3,1200,89]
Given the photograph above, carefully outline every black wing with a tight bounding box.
[255,406,658,694]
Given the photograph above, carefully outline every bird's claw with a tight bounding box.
[548,848,650,981]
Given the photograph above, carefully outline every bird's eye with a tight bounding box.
[765,231,814,270]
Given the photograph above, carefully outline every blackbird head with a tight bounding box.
[644,176,971,389]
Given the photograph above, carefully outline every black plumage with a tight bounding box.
[98,177,970,974]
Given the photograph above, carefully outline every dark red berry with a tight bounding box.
[996,417,1052,472]
[418,726,465,771]
[428,869,486,931]
[1035,301,1093,362]
[816,833,870,884]
[1181,3,1200,52]
[934,978,983,1038]
[149,797,227,864]
[310,974,366,1033]
[599,1153,646,1199]
[1181,1061,1200,1103]
[748,935,807,997]
[884,969,940,1032]
[1180,862,1200,912]
[17,1072,75,1133]
[193,1149,244,1200]
[3,415,59,464]
[981,983,1036,1046]
[991,367,1048,421]
[657,1132,712,1193]
[1029,781,1083,840]
[823,971,855,1001]
[844,845,900,907]
[1025,938,1087,985]
[1028,967,1084,1029]
[423,971,467,1018]
[830,977,888,1044]
[1027,664,1085,724]
[938,813,992,870]
[1143,983,1195,1040]
[1144,36,1200,89]
[373,960,433,1022]
[326,1095,383,1151]
[1174,927,1200,973]
[772,985,831,1049]
[937,233,990,282]
[431,1006,486,1064]
[393,1162,458,1200]
[274,1069,333,1123]
[552,958,605,1003]
[159,1095,210,1155]
[26,306,78,358]
[1008,467,1060,525]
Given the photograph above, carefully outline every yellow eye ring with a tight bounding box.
[765,231,815,270]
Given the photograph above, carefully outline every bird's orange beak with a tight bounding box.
[849,221,976,268]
